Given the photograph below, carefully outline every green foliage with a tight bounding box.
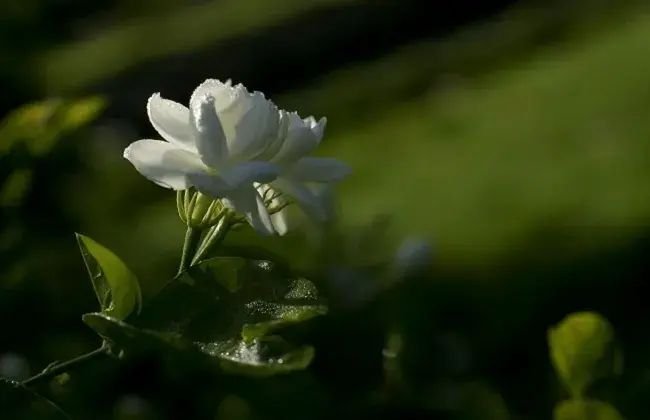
[76,233,142,320]
[548,312,623,398]
[0,378,72,419]
[457,382,511,420]
[7,1,650,418]
[554,399,625,420]
[40,0,356,94]
[0,97,106,209]
[81,255,326,377]
[0,97,106,157]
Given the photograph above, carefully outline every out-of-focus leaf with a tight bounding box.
[56,97,106,135]
[0,169,32,207]
[76,233,142,320]
[548,312,622,398]
[0,97,106,157]
[0,378,72,420]
[0,100,60,154]
[458,381,511,420]
[554,399,625,420]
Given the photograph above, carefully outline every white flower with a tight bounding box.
[123,79,285,235]
[266,111,351,221]
[254,183,289,235]
[254,182,338,236]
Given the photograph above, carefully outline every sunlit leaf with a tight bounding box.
[0,100,60,154]
[0,97,106,157]
[0,169,32,207]
[548,312,622,398]
[240,277,327,341]
[76,233,142,320]
[56,97,106,135]
[554,399,625,420]
[196,336,315,377]
[0,378,72,420]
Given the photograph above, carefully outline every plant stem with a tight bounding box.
[22,345,110,387]
[178,227,202,276]
[191,214,232,266]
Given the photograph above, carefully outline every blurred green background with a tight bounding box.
[2,0,650,418]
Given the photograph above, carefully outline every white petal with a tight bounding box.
[146,94,195,152]
[250,108,290,161]
[220,161,280,188]
[271,209,289,236]
[272,178,327,221]
[190,94,228,168]
[223,186,276,235]
[309,183,336,218]
[256,183,290,236]
[270,111,320,165]
[186,172,236,198]
[123,140,207,190]
[190,79,234,109]
[224,90,280,161]
[190,80,280,161]
[304,116,327,142]
[285,157,351,182]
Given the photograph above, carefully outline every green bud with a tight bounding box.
[548,312,623,398]
[554,399,624,420]
[177,189,226,230]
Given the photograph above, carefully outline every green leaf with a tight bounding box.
[76,233,142,320]
[548,312,623,398]
[136,258,325,337]
[83,258,325,377]
[0,97,106,157]
[0,378,72,419]
[83,312,315,377]
[0,169,33,207]
[554,399,625,420]
[56,97,106,135]
[82,312,189,358]
[196,336,315,377]
[458,382,511,420]
[241,301,326,343]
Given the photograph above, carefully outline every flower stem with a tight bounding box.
[22,345,110,387]
[178,226,202,276]
[191,213,233,266]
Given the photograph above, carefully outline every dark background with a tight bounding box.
[1,0,650,419]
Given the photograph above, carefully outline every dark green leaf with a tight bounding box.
[554,399,625,420]
[457,381,511,420]
[83,313,315,377]
[76,233,142,320]
[82,312,189,358]
[196,336,315,377]
[0,378,72,420]
[548,312,622,398]
[135,258,325,337]
[83,258,326,377]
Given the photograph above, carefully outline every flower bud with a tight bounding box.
[177,189,226,230]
